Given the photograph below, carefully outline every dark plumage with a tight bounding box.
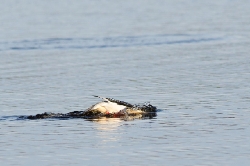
[105,97,134,107]
[24,96,157,120]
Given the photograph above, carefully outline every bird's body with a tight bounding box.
[88,96,156,115]
[91,101,126,114]
[25,96,157,120]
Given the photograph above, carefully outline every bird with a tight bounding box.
[24,96,157,120]
[87,96,157,115]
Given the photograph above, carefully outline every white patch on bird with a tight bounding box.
[91,101,126,113]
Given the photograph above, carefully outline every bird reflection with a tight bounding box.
[90,118,122,131]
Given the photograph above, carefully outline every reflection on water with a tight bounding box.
[87,112,157,131]
[91,118,122,131]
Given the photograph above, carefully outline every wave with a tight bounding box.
[0,34,223,51]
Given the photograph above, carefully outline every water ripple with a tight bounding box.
[0,34,223,51]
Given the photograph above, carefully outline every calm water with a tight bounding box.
[1,0,250,165]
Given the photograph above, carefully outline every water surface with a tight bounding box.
[1,0,250,165]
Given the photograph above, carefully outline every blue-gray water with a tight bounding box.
[1,0,250,165]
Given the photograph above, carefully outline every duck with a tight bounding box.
[25,96,157,119]
[87,96,157,115]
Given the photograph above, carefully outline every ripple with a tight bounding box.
[0,34,223,51]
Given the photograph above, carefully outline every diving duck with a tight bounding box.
[25,96,157,119]
[86,96,157,115]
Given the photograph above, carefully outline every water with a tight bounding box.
[1,0,250,165]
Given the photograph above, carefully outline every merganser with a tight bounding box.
[25,96,157,119]
[86,96,157,115]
